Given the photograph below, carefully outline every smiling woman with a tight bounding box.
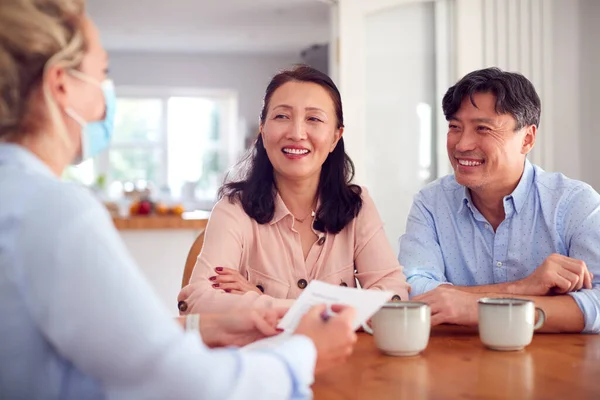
[178,65,410,315]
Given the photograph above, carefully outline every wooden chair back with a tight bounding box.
[182,229,205,288]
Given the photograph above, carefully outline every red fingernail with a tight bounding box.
[225,289,231,293]
[215,267,223,272]
[209,276,216,281]
[276,328,284,333]
[212,284,219,288]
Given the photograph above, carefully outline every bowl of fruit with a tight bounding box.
[129,198,185,216]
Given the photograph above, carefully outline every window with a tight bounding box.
[72,88,240,208]
[166,97,223,201]
[106,98,164,185]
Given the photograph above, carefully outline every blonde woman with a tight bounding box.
[0,1,357,398]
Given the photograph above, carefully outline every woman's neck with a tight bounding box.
[18,133,69,177]
[276,175,319,218]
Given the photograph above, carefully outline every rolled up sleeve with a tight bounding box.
[568,289,600,333]
[563,185,600,333]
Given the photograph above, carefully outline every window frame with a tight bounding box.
[97,86,240,198]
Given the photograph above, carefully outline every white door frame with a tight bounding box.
[335,0,453,185]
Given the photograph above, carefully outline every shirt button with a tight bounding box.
[317,236,326,246]
[497,261,503,267]
[297,279,308,289]
[340,281,348,287]
[178,300,188,313]
[256,284,265,293]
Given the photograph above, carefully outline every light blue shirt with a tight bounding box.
[0,143,316,399]
[399,159,600,333]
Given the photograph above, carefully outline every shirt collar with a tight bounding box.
[270,193,291,225]
[270,192,321,226]
[458,186,472,214]
[0,143,55,178]
[457,159,534,216]
[506,158,534,215]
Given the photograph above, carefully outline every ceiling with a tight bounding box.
[87,0,331,54]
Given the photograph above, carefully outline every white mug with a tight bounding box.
[371,302,431,356]
[478,298,546,351]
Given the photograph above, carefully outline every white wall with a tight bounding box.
[552,0,581,180]
[579,0,600,191]
[551,0,600,191]
[109,51,301,136]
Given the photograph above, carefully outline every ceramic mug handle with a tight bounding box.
[534,307,546,330]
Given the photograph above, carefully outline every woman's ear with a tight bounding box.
[44,65,69,108]
[330,127,343,152]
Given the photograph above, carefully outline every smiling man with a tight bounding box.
[398,67,600,333]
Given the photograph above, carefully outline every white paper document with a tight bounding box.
[277,280,392,332]
[243,281,392,352]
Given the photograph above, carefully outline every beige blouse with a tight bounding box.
[178,187,410,314]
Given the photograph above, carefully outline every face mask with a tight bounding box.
[65,71,116,164]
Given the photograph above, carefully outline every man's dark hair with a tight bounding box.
[219,64,362,234]
[442,67,541,130]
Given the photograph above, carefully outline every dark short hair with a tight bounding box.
[219,65,362,234]
[442,67,541,130]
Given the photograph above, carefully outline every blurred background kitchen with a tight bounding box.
[75,0,599,313]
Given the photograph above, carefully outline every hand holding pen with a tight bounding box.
[320,304,374,335]
[294,304,357,374]
[320,304,336,322]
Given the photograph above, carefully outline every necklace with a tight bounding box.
[294,210,316,223]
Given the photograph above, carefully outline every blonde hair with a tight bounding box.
[0,0,87,142]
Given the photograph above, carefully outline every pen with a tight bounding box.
[321,304,335,322]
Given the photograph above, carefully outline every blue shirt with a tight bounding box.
[0,143,316,399]
[398,159,600,333]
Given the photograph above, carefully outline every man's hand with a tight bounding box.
[294,305,357,374]
[199,308,287,348]
[210,267,262,295]
[412,285,479,326]
[515,254,593,296]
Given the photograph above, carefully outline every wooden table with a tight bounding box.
[313,326,600,399]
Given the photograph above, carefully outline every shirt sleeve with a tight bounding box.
[178,199,294,314]
[16,185,316,399]
[353,188,410,300]
[562,185,600,333]
[398,192,451,297]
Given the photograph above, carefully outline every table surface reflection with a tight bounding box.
[312,326,600,399]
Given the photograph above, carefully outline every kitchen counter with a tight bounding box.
[112,211,211,231]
